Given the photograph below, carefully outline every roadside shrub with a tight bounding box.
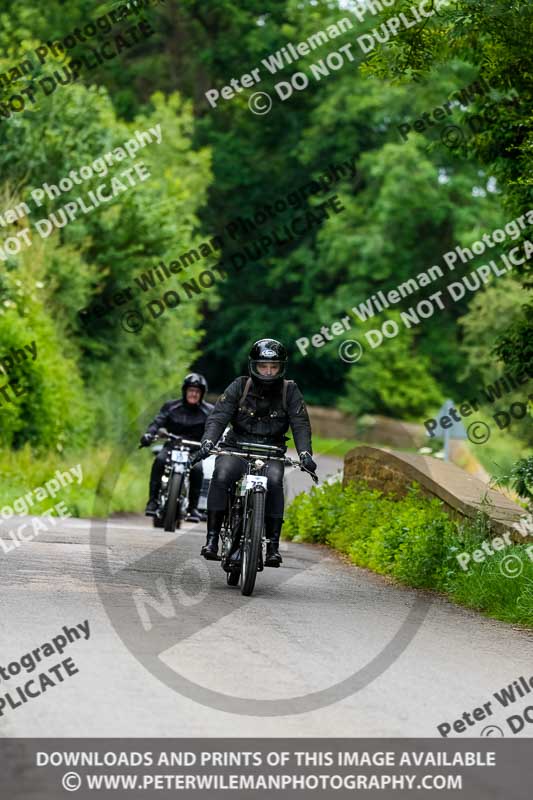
[285,479,533,627]
[330,484,389,566]
[284,480,346,543]
[368,496,453,589]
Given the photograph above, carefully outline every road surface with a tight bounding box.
[0,454,531,738]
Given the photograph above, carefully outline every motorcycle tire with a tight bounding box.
[163,472,184,532]
[240,490,265,596]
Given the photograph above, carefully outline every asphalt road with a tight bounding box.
[0,454,531,738]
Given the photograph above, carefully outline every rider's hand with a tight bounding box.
[197,439,214,460]
[140,433,154,447]
[299,451,317,473]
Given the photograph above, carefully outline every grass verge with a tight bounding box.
[310,436,367,458]
[284,479,533,627]
[298,435,421,458]
[0,444,149,518]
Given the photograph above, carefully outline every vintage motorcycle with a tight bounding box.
[147,428,202,532]
[207,441,318,596]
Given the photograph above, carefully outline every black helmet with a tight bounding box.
[248,339,287,384]
[182,372,207,403]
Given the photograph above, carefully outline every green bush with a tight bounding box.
[329,484,386,566]
[285,480,533,626]
[284,480,346,544]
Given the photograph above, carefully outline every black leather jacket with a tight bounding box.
[202,376,312,453]
[147,399,214,443]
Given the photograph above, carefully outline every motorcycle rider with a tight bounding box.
[140,373,213,522]
[194,339,316,566]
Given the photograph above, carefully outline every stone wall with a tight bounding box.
[305,407,427,448]
[354,415,426,449]
[307,406,357,439]
[344,445,531,542]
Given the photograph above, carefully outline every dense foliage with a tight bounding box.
[0,2,213,451]
[285,480,533,626]
[0,0,530,456]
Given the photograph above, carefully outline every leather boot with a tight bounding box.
[186,507,202,523]
[265,516,283,567]
[146,463,162,516]
[145,497,158,516]
[201,509,225,560]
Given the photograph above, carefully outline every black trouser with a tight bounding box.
[207,454,285,518]
[149,448,203,508]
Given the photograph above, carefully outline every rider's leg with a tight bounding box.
[265,517,283,566]
[186,462,203,521]
[202,455,245,558]
[264,460,285,566]
[202,510,226,559]
[145,449,166,515]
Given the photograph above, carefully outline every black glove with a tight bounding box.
[140,433,154,447]
[196,439,214,460]
[299,451,317,473]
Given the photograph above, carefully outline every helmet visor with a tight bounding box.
[249,359,286,382]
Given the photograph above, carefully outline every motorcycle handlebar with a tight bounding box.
[209,446,319,483]
[234,441,286,455]
[156,429,201,447]
[210,446,289,462]
[141,433,318,482]
[139,431,202,449]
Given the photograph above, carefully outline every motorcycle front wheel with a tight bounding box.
[240,490,265,596]
[163,472,184,532]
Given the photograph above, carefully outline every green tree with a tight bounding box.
[0,68,213,448]
[361,0,533,373]
[339,313,442,419]
[458,276,530,384]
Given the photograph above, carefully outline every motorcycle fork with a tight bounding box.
[253,485,267,572]
[240,479,267,572]
[157,459,173,506]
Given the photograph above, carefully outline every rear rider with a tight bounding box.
[195,339,316,566]
[140,373,213,522]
